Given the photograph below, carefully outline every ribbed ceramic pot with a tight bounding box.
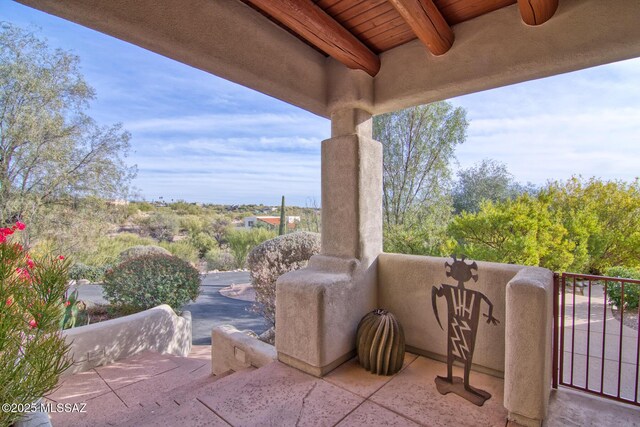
[356,309,405,375]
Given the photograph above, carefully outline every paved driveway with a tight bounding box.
[72,272,268,345]
[184,272,268,345]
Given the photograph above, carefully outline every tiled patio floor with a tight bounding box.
[46,348,639,426]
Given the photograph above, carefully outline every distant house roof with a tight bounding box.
[257,217,280,226]
[257,217,298,229]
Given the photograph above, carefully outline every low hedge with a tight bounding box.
[103,254,201,311]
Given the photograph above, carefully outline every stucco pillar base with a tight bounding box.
[507,411,542,427]
[504,267,553,425]
[275,255,376,377]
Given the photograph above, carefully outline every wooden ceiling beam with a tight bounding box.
[245,0,380,76]
[517,0,559,25]
[387,0,454,56]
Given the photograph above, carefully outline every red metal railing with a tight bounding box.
[553,272,640,406]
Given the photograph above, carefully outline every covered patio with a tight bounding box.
[15,0,640,425]
[46,348,640,426]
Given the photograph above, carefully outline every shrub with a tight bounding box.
[227,228,276,268]
[159,240,200,264]
[75,233,155,266]
[119,245,171,262]
[144,211,180,241]
[103,254,201,311]
[132,201,154,212]
[247,232,320,327]
[0,222,72,426]
[205,248,236,271]
[189,232,217,258]
[180,215,208,234]
[605,266,640,310]
[69,262,109,283]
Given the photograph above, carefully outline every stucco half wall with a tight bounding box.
[62,304,192,376]
[378,253,525,376]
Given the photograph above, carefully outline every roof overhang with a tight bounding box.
[15,0,640,118]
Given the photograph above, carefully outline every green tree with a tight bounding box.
[546,177,640,273]
[453,159,534,214]
[383,192,455,256]
[226,228,276,268]
[0,24,135,226]
[374,102,467,255]
[32,197,123,259]
[449,195,574,271]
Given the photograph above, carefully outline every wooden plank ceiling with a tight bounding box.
[242,0,559,76]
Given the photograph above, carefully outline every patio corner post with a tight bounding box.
[276,64,382,376]
[504,267,554,427]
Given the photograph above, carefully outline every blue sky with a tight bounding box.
[4,2,640,206]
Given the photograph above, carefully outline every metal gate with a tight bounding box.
[553,272,640,406]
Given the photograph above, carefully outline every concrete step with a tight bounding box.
[106,369,236,427]
[47,348,223,427]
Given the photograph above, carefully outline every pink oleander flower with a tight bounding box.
[58,255,65,261]
[29,319,37,329]
[16,267,30,279]
[15,221,25,231]
[6,297,12,306]
[27,258,35,269]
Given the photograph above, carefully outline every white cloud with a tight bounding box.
[10,0,640,203]
[454,58,640,185]
[126,113,323,133]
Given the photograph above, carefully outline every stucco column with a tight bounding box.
[276,78,383,375]
[322,108,382,266]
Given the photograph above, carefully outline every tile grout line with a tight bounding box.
[362,355,503,427]
[330,397,367,426]
[328,355,424,426]
[196,397,234,426]
[363,398,428,427]
[323,354,420,400]
[92,368,130,408]
[188,361,209,374]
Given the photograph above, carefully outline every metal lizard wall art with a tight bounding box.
[431,255,499,406]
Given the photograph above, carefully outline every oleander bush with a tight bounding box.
[119,245,171,262]
[103,254,201,311]
[247,232,320,327]
[0,222,72,427]
[605,266,640,310]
